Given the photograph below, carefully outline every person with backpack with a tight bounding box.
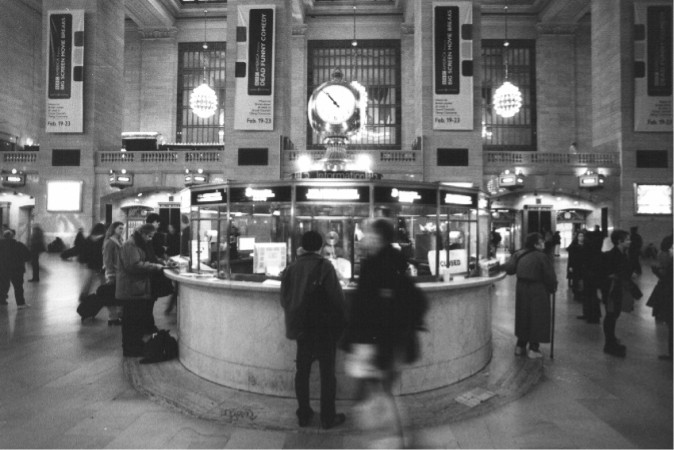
[280,230,346,429]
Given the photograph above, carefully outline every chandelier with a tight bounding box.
[493,0,522,118]
[189,9,217,119]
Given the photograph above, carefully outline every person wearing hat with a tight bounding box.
[280,230,347,429]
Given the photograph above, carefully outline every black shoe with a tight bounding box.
[321,413,346,430]
[604,342,626,357]
[108,319,122,326]
[297,410,314,428]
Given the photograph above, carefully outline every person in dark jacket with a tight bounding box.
[647,235,673,360]
[28,225,46,282]
[628,226,643,276]
[116,224,165,357]
[601,230,632,357]
[145,213,167,262]
[0,229,31,309]
[78,223,107,310]
[514,232,558,359]
[61,228,85,260]
[581,231,604,324]
[566,230,587,301]
[280,230,346,429]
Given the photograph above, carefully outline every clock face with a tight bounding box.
[314,85,357,125]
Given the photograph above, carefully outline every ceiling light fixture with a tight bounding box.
[189,9,218,119]
[493,0,522,118]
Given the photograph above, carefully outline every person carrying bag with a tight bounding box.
[342,218,427,447]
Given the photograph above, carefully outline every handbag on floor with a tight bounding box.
[140,329,178,364]
[76,293,105,320]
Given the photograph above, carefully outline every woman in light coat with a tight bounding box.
[102,221,124,326]
[116,224,164,357]
[514,232,557,359]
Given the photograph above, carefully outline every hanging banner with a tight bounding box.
[46,10,84,133]
[234,5,275,130]
[432,1,473,130]
[634,2,672,132]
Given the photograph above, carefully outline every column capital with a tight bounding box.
[138,27,178,40]
[536,22,578,36]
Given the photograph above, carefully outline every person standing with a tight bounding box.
[647,235,673,360]
[582,231,604,324]
[0,229,31,309]
[116,224,165,357]
[628,226,643,276]
[28,224,46,282]
[601,230,632,357]
[102,221,125,326]
[280,230,346,429]
[514,232,558,359]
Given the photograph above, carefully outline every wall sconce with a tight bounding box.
[185,169,209,187]
[109,169,134,189]
[578,170,605,189]
[497,169,525,189]
[1,169,26,187]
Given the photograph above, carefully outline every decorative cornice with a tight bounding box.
[536,22,578,35]
[138,27,178,40]
[401,23,414,35]
[292,24,308,36]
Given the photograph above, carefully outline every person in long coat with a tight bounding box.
[647,235,673,360]
[515,232,557,359]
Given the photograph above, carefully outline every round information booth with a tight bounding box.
[168,179,503,399]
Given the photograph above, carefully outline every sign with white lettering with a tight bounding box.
[46,10,84,133]
[433,2,473,130]
[191,188,227,205]
[234,5,276,130]
[634,2,672,132]
[296,186,369,203]
[253,242,287,274]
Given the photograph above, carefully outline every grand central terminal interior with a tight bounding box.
[0,0,672,448]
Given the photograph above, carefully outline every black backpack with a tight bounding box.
[140,330,178,364]
[301,260,340,337]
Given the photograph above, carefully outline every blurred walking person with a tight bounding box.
[102,222,125,326]
[28,224,46,282]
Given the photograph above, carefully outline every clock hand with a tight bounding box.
[324,91,340,108]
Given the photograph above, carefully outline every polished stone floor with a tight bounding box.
[0,253,671,449]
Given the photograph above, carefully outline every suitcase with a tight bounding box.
[77,293,105,320]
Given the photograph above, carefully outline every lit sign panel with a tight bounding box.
[373,187,437,205]
[578,173,605,188]
[296,186,369,202]
[47,180,82,212]
[635,184,672,215]
[229,186,292,203]
[442,193,475,207]
[1,173,26,187]
[191,188,226,205]
[498,175,516,186]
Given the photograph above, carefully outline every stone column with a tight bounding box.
[536,22,577,153]
[38,0,125,232]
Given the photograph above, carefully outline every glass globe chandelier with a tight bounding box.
[190,9,218,119]
[493,0,522,118]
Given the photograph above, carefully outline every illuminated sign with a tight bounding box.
[191,188,226,205]
[296,186,369,202]
[374,187,436,205]
[245,187,275,201]
[307,188,360,200]
[635,184,673,215]
[185,174,209,186]
[2,173,26,187]
[47,180,82,212]
[391,189,421,203]
[443,193,474,206]
[578,173,605,188]
[109,173,133,189]
[499,175,516,186]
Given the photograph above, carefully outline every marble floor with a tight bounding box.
[0,253,671,449]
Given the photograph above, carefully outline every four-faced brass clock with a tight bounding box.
[308,70,365,136]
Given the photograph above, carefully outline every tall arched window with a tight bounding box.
[481,39,536,151]
[176,42,226,144]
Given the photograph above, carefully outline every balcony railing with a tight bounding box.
[485,151,619,166]
[2,152,38,164]
[98,150,222,168]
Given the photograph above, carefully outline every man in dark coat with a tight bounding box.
[0,229,31,308]
[601,230,632,357]
[514,232,558,359]
[628,226,643,276]
[280,230,346,429]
